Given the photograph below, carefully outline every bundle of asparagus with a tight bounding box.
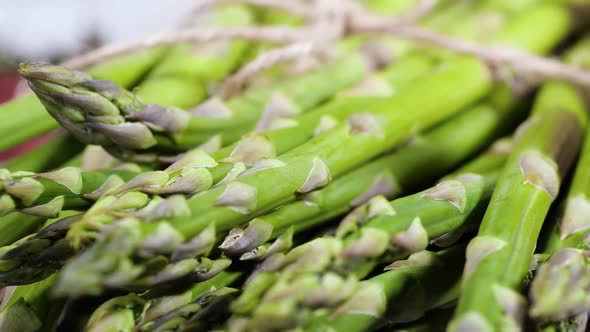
[2,0,590,331]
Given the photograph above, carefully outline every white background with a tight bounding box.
[0,0,197,61]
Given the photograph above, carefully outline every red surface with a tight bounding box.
[0,71,18,102]
[0,71,56,162]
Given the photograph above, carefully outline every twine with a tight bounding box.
[38,0,590,99]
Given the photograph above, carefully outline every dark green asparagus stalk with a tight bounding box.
[0,213,82,287]
[21,51,371,162]
[0,48,166,152]
[302,246,466,332]
[81,271,241,332]
[448,81,588,330]
[0,275,63,332]
[386,308,455,332]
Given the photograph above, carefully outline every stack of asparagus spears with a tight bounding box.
[2,0,590,331]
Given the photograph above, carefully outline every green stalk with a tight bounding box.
[191,0,524,188]
[0,214,44,247]
[136,4,255,109]
[388,308,455,332]
[0,48,166,152]
[49,53,492,297]
[204,52,438,184]
[0,275,63,332]
[0,167,137,218]
[526,36,590,328]
[0,147,222,248]
[303,246,465,332]
[225,143,504,331]
[21,51,369,162]
[53,2,572,294]
[12,2,569,296]
[84,271,241,332]
[218,97,518,260]
[0,142,127,250]
[449,81,588,330]
[19,0,492,163]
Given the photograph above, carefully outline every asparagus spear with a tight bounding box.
[0,167,138,218]
[196,0,569,261]
[53,3,573,296]
[448,81,588,330]
[525,38,590,329]
[302,246,466,332]
[48,51,491,296]
[226,145,502,331]
[19,0,501,163]
[218,100,516,260]
[0,146,233,218]
[529,170,590,332]
[21,51,371,162]
[386,308,455,332]
[176,0,526,188]
[0,275,63,332]
[82,271,242,332]
[0,48,166,152]
[0,214,45,248]
[15,2,567,296]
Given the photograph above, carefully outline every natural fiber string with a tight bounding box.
[218,43,317,98]
[58,0,428,71]
[214,0,441,98]
[62,26,308,69]
[16,0,590,96]
[13,25,308,97]
[350,21,590,87]
[249,0,590,89]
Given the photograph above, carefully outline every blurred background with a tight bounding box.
[0,0,197,101]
